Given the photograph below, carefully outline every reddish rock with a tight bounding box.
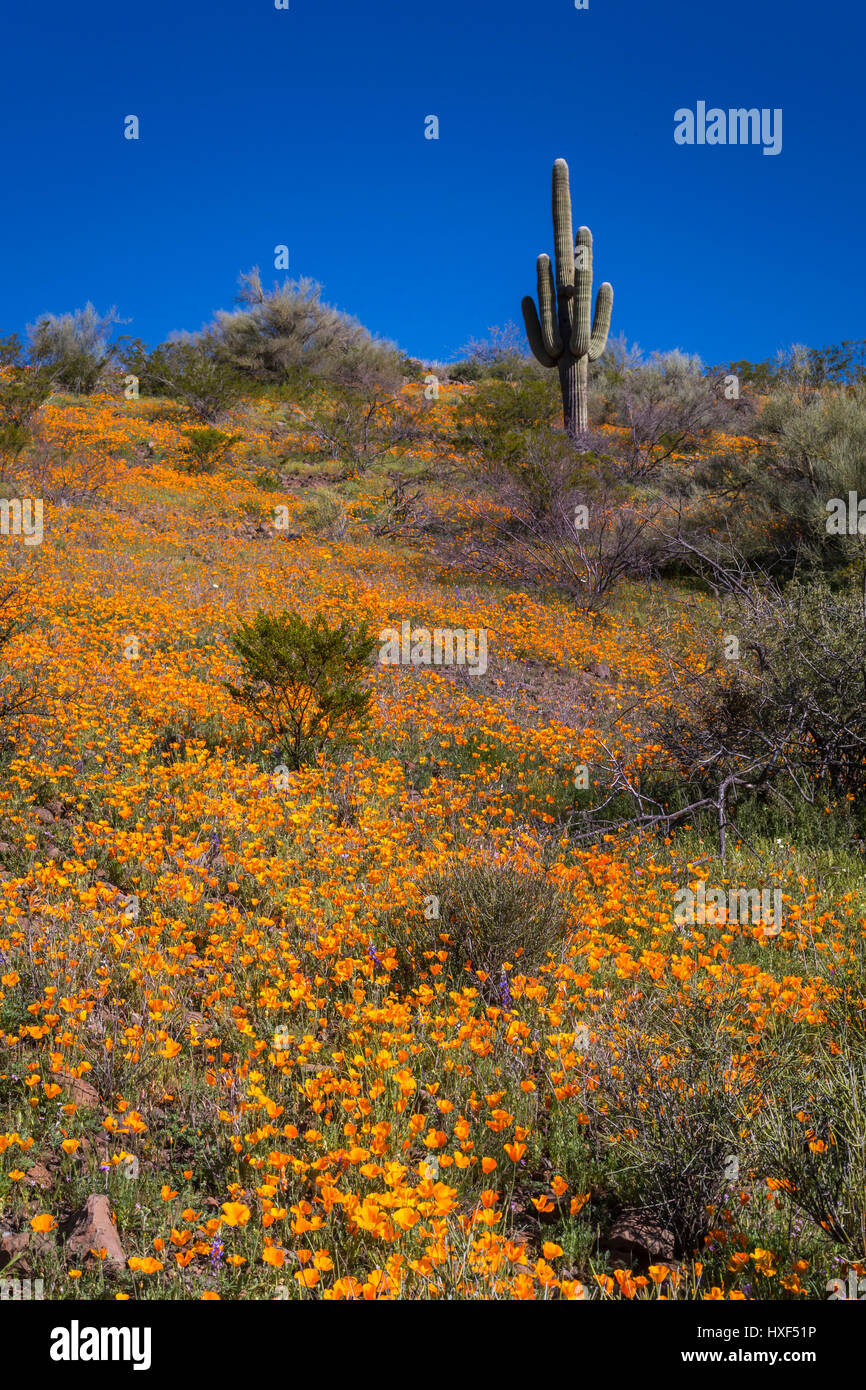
[24,1161,54,1190]
[61,1195,126,1270]
[605,1210,676,1267]
[58,1071,100,1108]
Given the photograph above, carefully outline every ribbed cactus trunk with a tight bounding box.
[558,358,578,438]
[521,159,613,442]
[558,356,589,438]
[577,356,588,433]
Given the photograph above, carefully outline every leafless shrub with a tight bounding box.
[368,471,431,542]
[452,321,545,383]
[569,559,866,859]
[468,493,660,608]
[603,349,746,481]
[449,436,664,608]
[296,383,425,479]
[22,438,110,505]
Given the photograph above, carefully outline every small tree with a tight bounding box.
[224,610,376,768]
[27,303,124,393]
[215,271,406,389]
[137,337,244,422]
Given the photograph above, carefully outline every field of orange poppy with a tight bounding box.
[1,376,865,1307]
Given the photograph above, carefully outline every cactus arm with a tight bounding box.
[570,225,594,357]
[552,159,575,314]
[521,296,556,367]
[536,254,562,357]
[588,282,614,361]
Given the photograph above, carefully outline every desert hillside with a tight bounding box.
[2,320,865,1303]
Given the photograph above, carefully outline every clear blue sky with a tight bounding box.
[3,0,863,366]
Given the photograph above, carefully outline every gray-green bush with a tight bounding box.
[213,271,408,390]
[27,303,123,394]
[378,854,572,999]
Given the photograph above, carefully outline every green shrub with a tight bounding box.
[676,376,866,578]
[450,377,560,467]
[128,338,244,422]
[750,379,866,570]
[180,427,239,475]
[253,466,282,491]
[0,335,54,479]
[224,610,376,768]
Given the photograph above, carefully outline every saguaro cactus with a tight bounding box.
[521,158,613,439]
